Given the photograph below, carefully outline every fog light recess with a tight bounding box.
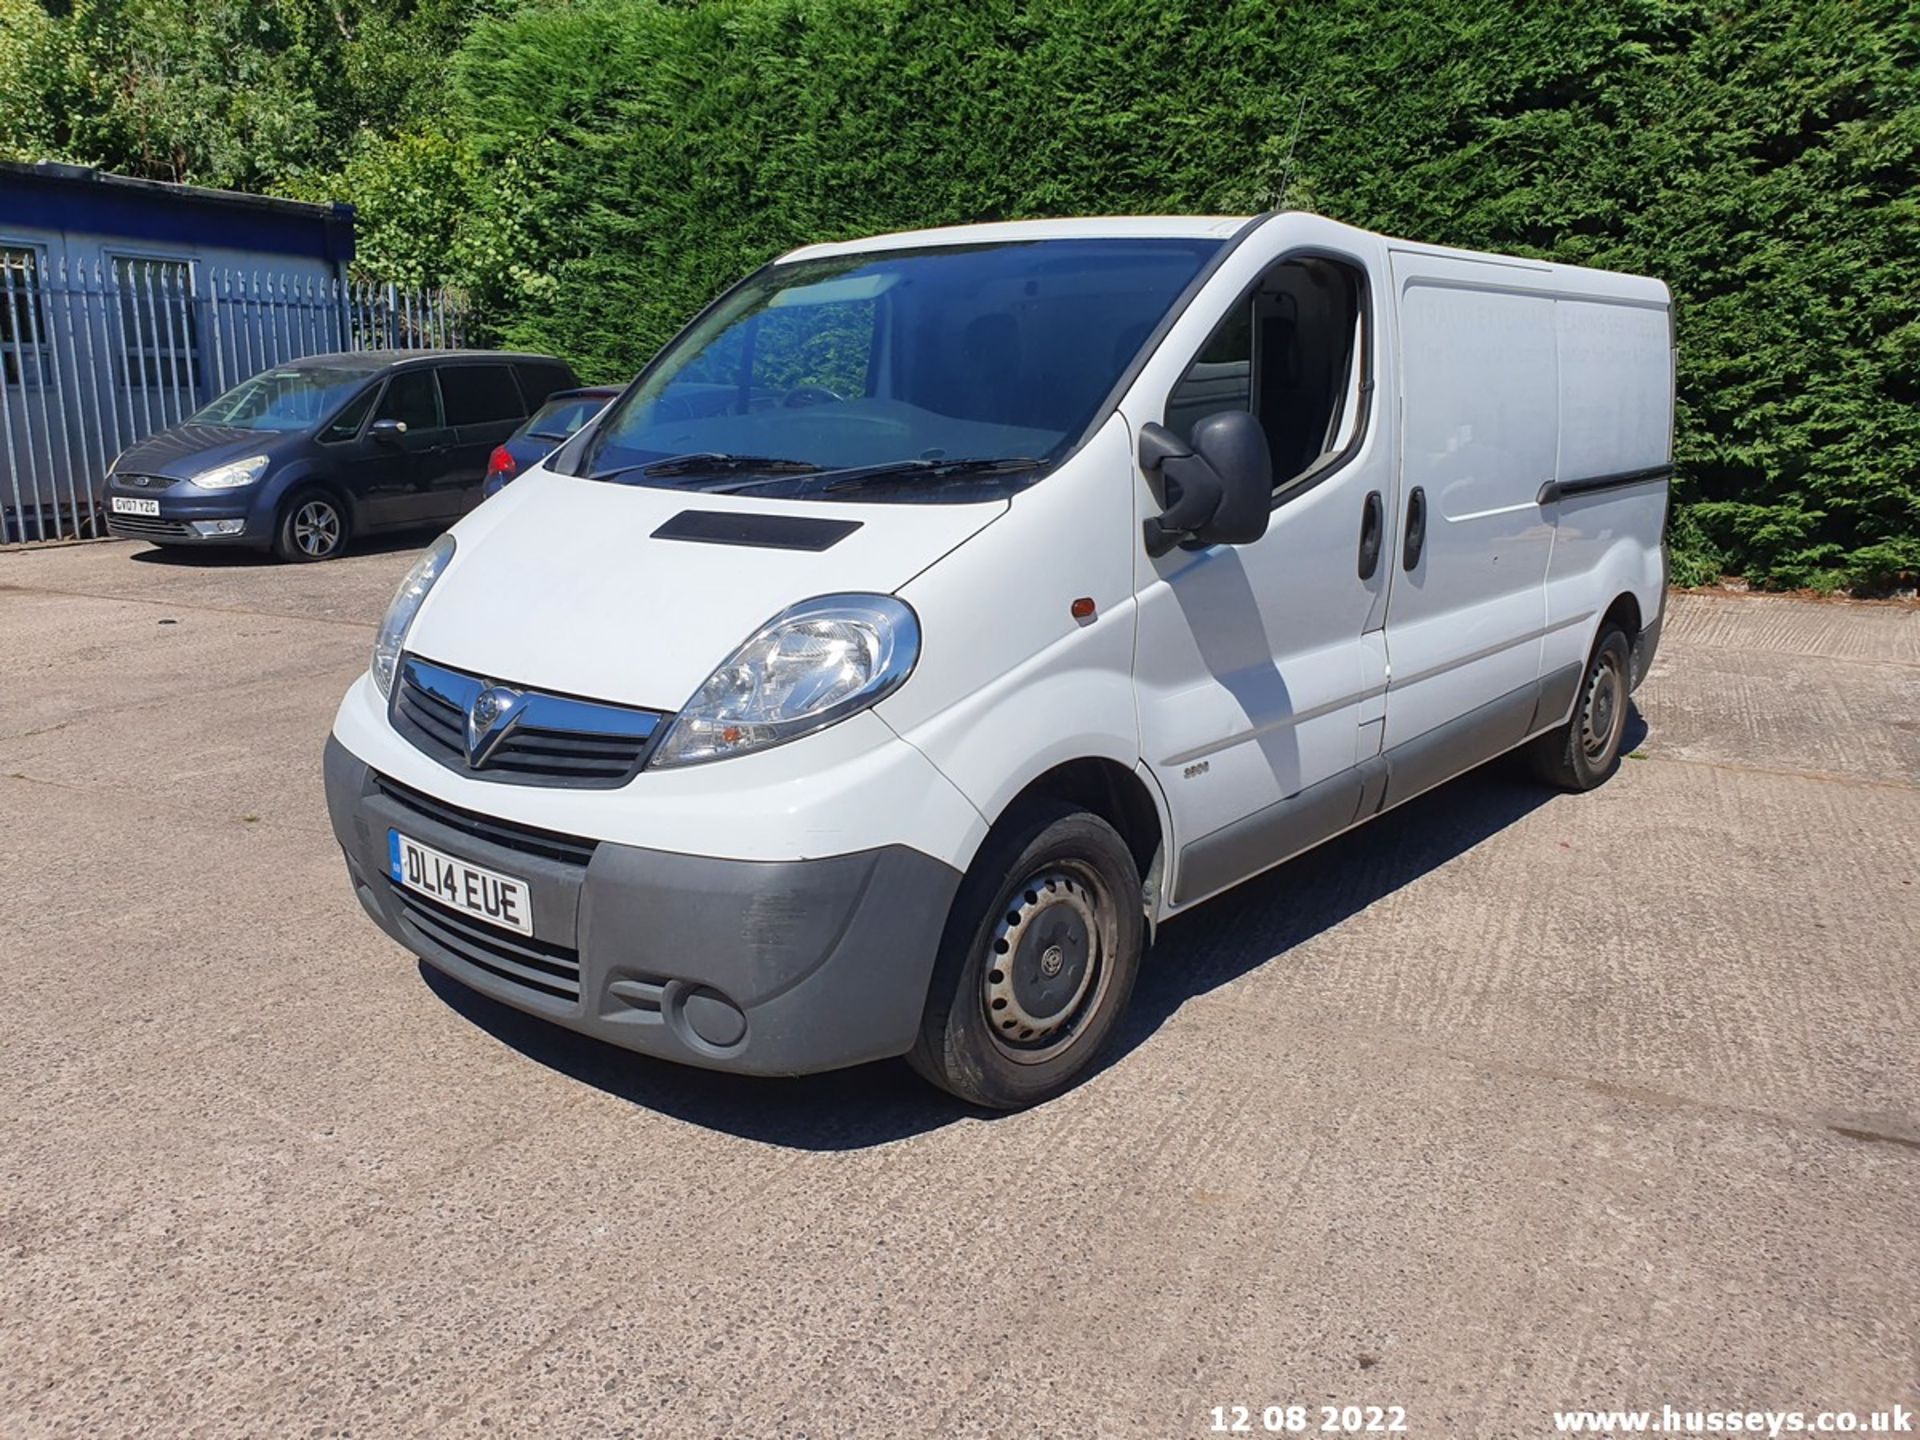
[190,519,246,537]
[679,986,747,1050]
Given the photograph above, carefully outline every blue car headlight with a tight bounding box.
[192,454,270,490]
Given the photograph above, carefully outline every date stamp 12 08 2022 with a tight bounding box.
[1208,1404,1409,1434]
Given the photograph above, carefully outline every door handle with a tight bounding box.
[1402,485,1427,571]
[1358,490,1383,580]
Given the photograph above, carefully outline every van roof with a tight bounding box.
[779,212,1668,303]
[779,215,1252,264]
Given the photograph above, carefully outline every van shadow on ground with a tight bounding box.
[127,529,432,567]
[424,711,1646,1153]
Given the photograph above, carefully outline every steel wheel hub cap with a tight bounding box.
[1581,654,1623,762]
[295,502,340,555]
[985,870,1100,1046]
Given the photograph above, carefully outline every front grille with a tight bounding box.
[390,883,581,1002]
[373,772,598,868]
[107,513,192,539]
[393,655,665,788]
[116,473,178,490]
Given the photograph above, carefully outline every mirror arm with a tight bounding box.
[1138,422,1221,557]
[1137,421,1189,479]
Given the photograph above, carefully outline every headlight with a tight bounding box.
[649,594,919,769]
[372,534,455,697]
[192,454,270,489]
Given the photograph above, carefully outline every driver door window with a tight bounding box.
[1165,257,1367,501]
[375,370,441,431]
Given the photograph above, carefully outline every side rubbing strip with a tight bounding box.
[1537,464,1673,505]
[1172,672,1584,908]
[1529,662,1584,732]
[1380,679,1537,812]
[653,509,863,551]
[1173,766,1367,906]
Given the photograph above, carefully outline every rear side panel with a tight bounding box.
[1540,294,1674,692]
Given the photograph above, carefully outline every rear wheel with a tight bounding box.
[273,489,349,562]
[1528,624,1632,791]
[909,801,1145,1110]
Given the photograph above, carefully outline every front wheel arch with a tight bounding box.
[981,757,1164,888]
[261,465,357,528]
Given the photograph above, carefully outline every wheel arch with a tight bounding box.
[984,756,1166,889]
[269,466,357,527]
[1599,590,1642,644]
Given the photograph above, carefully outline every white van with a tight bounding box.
[324,212,1673,1108]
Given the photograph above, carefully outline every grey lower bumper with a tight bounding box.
[324,736,963,1076]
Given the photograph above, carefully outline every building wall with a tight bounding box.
[0,169,358,528]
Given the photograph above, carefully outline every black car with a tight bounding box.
[103,350,579,561]
[482,386,621,498]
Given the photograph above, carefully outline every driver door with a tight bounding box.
[1125,218,1395,910]
[355,368,451,529]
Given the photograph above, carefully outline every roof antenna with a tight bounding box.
[1271,95,1308,211]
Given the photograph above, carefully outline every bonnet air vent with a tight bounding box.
[652,509,863,552]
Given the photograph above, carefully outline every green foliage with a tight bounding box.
[278,128,474,289]
[0,0,472,188]
[2,0,1915,589]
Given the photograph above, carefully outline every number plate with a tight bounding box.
[111,496,160,516]
[389,830,533,936]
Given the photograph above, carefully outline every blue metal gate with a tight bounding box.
[0,253,465,546]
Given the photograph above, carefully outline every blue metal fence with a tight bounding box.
[0,253,464,545]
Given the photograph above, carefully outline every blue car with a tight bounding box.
[103,350,578,561]
[482,386,621,498]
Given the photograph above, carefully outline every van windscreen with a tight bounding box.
[571,237,1221,501]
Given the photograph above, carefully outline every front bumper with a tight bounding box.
[102,477,263,544]
[324,736,964,1076]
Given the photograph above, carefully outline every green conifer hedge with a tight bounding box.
[441,0,1917,590]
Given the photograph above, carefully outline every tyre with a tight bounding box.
[909,801,1145,1109]
[1528,623,1632,791]
[273,488,350,562]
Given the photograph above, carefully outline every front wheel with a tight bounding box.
[273,489,350,562]
[1528,624,1632,791]
[909,802,1145,1110]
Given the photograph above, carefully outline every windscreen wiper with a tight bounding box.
[710,456,1046,498]
[645,452,823,477]
[588,452,823,484]
[703,456,1049,499]
[821,457,1047,493]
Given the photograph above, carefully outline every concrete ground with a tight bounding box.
[2,539,1916,1440]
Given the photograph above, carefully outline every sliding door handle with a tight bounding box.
[1358,490,1383,580]
[1402,485,1427,570]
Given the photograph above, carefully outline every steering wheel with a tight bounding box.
[782,384,843,409]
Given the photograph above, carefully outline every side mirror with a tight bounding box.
[368,418,408,442]
[1139,412,1272,557]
